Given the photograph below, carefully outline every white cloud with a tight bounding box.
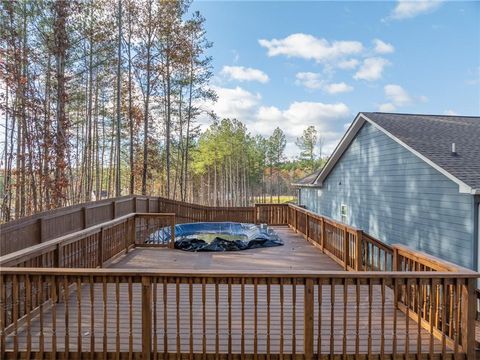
[444,109,458,116]
[255,102,349,155]
[337,59,359,69]
[384,84,412,106]
[373,39,395,54]
[390,0,444,20]
[258,33,363,63]
[295,72,353,94]
[354,57,390,81]
[208,86,261,121]
[377,84,413,112]
[295,72,323,89]
[325,82,354,94]
[221,66,269,83]
[198,85,350,157]
[378,103,397,112]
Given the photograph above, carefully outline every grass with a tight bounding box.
[252,196,297,204]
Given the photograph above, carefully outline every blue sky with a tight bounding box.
[190,0,480,156]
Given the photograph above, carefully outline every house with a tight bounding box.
[294,112,480,271]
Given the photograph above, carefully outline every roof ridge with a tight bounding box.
[364,111,480,119]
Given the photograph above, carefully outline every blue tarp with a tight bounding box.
[147,222,283,252]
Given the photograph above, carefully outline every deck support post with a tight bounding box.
[304,278,314,360]
[141,276,152,359]
[355,230,363,271]
[461,277,476,358]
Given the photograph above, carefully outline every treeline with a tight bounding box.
[0,0,324,222]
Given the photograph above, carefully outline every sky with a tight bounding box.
[190,0,480,157]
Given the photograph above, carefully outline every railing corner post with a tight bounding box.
[304,278,314,360]
[141,276,152,359]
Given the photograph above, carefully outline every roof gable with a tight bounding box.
[300,112,480,194]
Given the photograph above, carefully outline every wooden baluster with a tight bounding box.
[89,276,94,356]
[305,214,309,240]
[98,228,104,268]
[329,279,334,358]
[63,275,70,358]
[381,278,386,359]
[241,278,245,360]
[320,217,325,251]
[417,278,422,357]
[76,276,82,355]
[116,278,120,356]
[25,275,32,357]
[215,281,220,357]
[128,278,133,357]
[103,277,107,355]
[393,278,398,357]
[461,278,476,359]
[453,279,461,356]
[202,278,206,358]
[342,278,347,357]
[428,278,435,359]
[317,282,322,357]
[38,275,45,357]
[368,278,372,358]
[164,277,168,358]
[405,279,410,357]
[279,278,284,358]
[355,278,360,357]
[176,278,181,356]
[50,275,57,359]
[343,227,348,270]
[304,278,314,360]
[152,278,158,360]
[254,278,258,359]
[266,279,271,359]
[448,283,454,340]
[292,278,297,357]
[228,279,232,358]
[142,276,152,360]
[441,279,447,357]
[356,230,363,271]
[190,278,194,359]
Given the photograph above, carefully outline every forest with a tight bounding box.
[0,0,325,222]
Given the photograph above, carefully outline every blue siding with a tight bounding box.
[299,122,475,269]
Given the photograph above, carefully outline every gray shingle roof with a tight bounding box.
[293,169,322,186]
[363,112,480,190]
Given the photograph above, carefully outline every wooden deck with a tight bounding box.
[4,227,451,356]
[110,227,342,272]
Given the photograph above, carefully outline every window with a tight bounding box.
[340,204,348,223]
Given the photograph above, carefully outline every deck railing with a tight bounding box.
[1,196,254,256]
[0,199,479,358]
[0,213,176,269]
[0,268,477,359]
